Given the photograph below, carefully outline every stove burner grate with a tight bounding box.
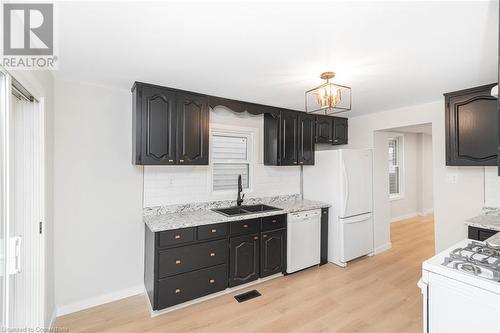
[442,241,500,282]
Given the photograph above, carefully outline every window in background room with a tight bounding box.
[212,129,253,192]
[388,136,404,199]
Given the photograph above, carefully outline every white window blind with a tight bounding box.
[212,134,251,191]
[388,137,401,196]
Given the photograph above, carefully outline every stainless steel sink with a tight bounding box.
[240,204,282,213]
[212,204,282,216]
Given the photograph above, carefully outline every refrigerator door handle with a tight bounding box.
[342,159,349,215]
[341,213,372,224]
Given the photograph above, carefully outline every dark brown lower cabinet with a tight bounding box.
[157,264,227,309]
[468,226,498,241]
[145,213,298,310]
[260,229,285,277]
[229,233,260,287]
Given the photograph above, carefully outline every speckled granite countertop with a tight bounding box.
[143,195,330,232]
[465,207,500,232]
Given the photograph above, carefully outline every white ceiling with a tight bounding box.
[384,123,433,135]
[54,1,499,116]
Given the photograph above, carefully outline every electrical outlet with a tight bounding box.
[445,173,458,184]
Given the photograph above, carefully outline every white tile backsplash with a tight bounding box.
[143,164,301,207]
[143,106,302,207]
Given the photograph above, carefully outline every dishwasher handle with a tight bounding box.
[289,209,321,220]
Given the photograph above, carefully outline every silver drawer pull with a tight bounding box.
[174,235,181,239]
[209,252,216,257]
[175,288,181,294]
[211,229,217,233]
[175,259,181,265]
[209,279,215,284]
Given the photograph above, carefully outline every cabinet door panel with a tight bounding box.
[260,229,285,277]
[298,113,315,165]
[177,93,209,165]
[140,86,176,164]
[316,116,333,143]
[229,234,259,287]
[447,90,497,166]
[332,117,348,145]
[280,111,298,165]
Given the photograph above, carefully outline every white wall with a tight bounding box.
[348,100,484,253]
[54,79,144,315]
[143,107,300,207]
[52,82,300,316]
[10,70,55,327]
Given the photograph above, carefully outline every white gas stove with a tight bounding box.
[442,241,500,281]
[420,238,500,333]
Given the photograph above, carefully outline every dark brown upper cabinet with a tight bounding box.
[316,115,334,143]
[315,115,348,145]
[132,83,209,165]
[135,85,176,165]
[264,110,316,166]
[332,117,348,145]
[298,113,315,165]
[280,110,299,165]
[445,83,498,166]
[176,93,209,165]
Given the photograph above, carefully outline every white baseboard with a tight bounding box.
[47,309,56,329]
[56,285,144,317]
[375,242,392,254]
[147,273,283,317]
[419,208,434,216]
[391,212,419,223]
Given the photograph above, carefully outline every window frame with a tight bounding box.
[209,125,256,195]
[388,135,405,201]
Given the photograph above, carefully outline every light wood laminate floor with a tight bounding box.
[55,215,435,333]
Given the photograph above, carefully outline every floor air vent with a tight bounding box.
[234,290,261,303]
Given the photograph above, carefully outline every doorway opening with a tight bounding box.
[374,123,435,252]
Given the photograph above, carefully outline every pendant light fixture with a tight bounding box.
[305,71,351,115]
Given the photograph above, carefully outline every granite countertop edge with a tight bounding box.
[464,207,500,232]
[144,199,331,232]
[464,220,500,232]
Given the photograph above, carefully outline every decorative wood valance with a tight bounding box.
[209,96,281,116]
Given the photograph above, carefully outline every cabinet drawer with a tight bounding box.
[157,264,227,309]
[230,218,260,236]
[158,228,195,248]
[197,223,227,241]
[261,214,286,231]
[158,239,227,278]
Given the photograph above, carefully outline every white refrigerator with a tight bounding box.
[303,149,374,267]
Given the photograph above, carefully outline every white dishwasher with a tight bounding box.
[286,209,321,273]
